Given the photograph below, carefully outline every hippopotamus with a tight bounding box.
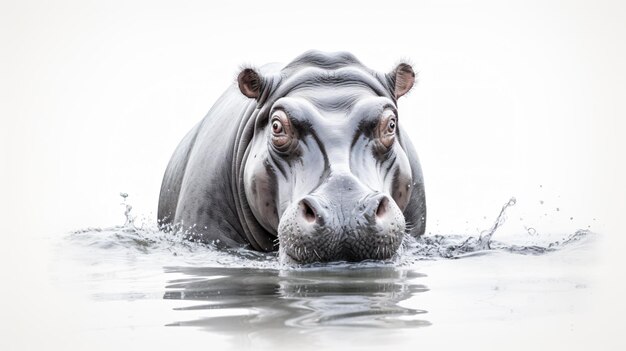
[158,51,426,264]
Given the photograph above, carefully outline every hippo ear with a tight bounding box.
[237,68,264,99]
[390,63,416,99]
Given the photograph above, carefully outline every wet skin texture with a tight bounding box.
[158,51,426,264]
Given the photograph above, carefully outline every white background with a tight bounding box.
[1,0,625,349]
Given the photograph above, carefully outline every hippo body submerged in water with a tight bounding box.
[158,51,426,264]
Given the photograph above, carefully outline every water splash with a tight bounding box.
[66,194,594,268]
[477,197,517,250]
[398,197,592,262]
[120,192,134,227]
[399,229,591,262]
[67,193,280,268]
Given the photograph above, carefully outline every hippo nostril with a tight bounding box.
[301,200,317,223]
[376,196,389,219]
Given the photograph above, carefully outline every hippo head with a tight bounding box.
[237,51,422,264]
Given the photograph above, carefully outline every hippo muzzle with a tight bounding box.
[278,173,406,264]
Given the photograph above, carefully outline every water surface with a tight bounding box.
[48,197,597,350]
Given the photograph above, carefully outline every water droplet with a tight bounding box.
[527,227,537,236]
[508,197,516,206]
[540,200,544,205]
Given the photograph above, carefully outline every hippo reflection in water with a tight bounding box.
[158,51,426,264]
[163,266,429,329]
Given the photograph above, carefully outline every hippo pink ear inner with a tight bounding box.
[392,63,415,99]
[238,68,263,99]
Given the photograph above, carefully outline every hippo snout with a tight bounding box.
[278,192,406,264]
[298,193,391,226]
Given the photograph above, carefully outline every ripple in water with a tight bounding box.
[164,266,430,329]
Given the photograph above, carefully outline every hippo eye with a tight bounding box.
[379,111,397,148]
[270,110,293,149]
[386,118,397,133]
[272,120,284,134]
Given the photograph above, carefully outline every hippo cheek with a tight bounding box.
[391,169,413,212]
[389,149,414,212]
[244,158,280,233]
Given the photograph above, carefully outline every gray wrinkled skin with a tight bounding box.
[158,51,426,264]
